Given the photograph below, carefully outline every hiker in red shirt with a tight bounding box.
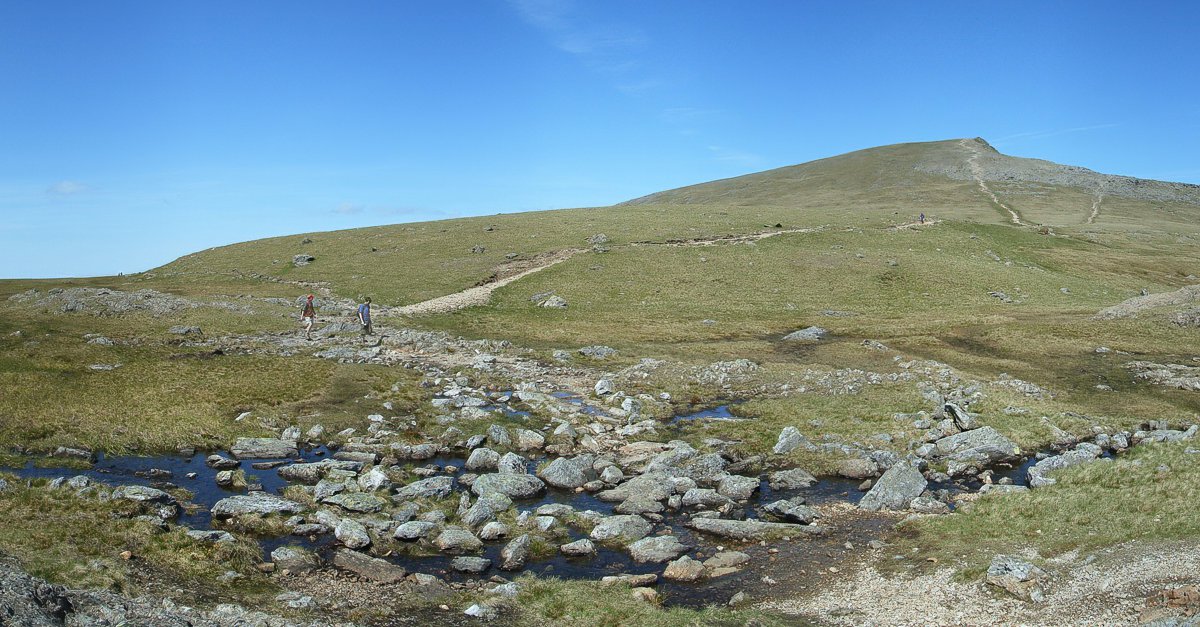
[301,294,317,340]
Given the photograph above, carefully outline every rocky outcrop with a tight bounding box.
[858,463,927,511]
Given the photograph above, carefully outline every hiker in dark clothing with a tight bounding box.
[919,212,925,224]
[301,294,317,339]
[358,297,373,339]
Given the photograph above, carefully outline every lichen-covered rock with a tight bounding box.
[211,493,303,518]
[590,515,653,543]
[628,535,690,563]
[858,463,927,511]
[470,473,546,499]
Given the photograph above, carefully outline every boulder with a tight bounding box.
[465,447,501,471]
[394,476,454,501]
[357,467,393,492]
[497,452,528,475]
[229,437,298,460]
[205,454,240,470]
[773,427,816,455]
[858,463,927,511]
[628,535,690,563]
[782,326,829,341]
[393,520,437,541]
[277,460,361,484]
[686,518,821,540]
[471,473,546,499]
[838,457,879,479]
[271,546,319,574]
[334,519,371,549]
[478,521,510,541]
[590,515,653,543]
[499,534,532,570]
[111,485,174,504]
[211,493,303,518]
[323,492,387,514]
[434,528,483,554]
[986,555,1048,602]
[762,498,818,524]
[560,538,597,556]
[537,457,592,489]
[716,474,759,500]
[451,556,492,574]
[514,429,545,451]
[486,424,512,448]
[460,494,513,528]
[1027,443,1104,488]
[331,549,406,583]
[663,556,705,582]
[934,427,1020,476]
[767,468,818,489]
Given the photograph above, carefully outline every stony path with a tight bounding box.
[761,539,1200,626]
[1087,182,1106,224]
[389,227,824,317]
[961,139,1029,227]
[394,248,585,316]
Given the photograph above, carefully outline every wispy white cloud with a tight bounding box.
[993,123,1119,145]
[332,202,364,215]
[46,180,89,195]
[509,0,651,83]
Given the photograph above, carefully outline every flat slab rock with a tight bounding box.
[230,437,298,460]
[331,549,406,583]
[685,518,823,540]
[211,493,305,518]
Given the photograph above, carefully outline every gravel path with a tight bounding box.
[962,139,1029,226]
[760,539,1200,626]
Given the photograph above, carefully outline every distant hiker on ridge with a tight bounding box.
[301,294,317,340]
[358,297,373,340]
[919,212,925,224]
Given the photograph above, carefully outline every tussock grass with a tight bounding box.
[0,473,274,603]
[897,441,1200,573]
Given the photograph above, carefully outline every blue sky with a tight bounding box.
[2,1,1198,278]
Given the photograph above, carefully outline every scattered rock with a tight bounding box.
[332,549,406,583]
[858,463,927,512]
[986,555,1049,602]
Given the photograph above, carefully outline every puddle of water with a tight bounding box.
[670,404,745,424]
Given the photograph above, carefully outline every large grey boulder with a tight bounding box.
[460,494,513,528]
[681,488,734,508]
[393,520,437,541]
[499,534,532,570]
[497,452,528,475]
[859,463,927,511]
[1027,443,1104,488]
[686,518,821,540]
[229,437,298,460]
[335,518,371,549]
[783,326,829,341]
[434,528,483,554]
[934,427,1020,476]
[357,467,393,492]
[394,476,454,501]
[111,485,173,504]
[270,546,319,574]
[762,498,818,524]
[323,492,387,514]
[537,456,592,489]
[451,556,492,574]
[716,474,759,500]
[560,538,596,556]
[986,555,1048,602]
[628,535,690,563]
[773,427,817,454]
[277,460,361,484]
[331,549,406,583]
[471,473,546,499]
[211,493,304,518]
[663,555,705,582]
[767,468,818,489]
[590,515,653,543]
[595,471,674,503]
[465,447,501,471]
